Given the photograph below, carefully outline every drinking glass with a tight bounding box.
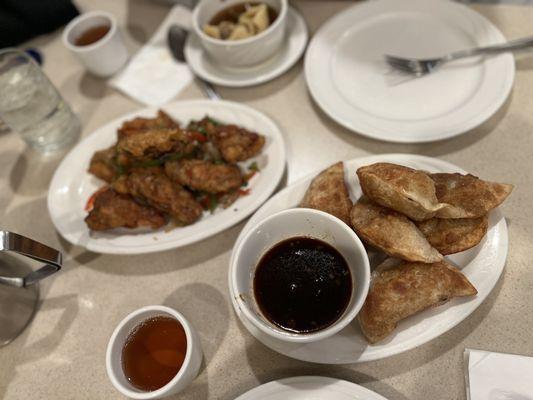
[0,49,80,152]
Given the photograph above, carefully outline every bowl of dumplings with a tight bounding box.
[192,0,288,67]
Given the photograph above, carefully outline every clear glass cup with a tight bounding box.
[0,49,80,152]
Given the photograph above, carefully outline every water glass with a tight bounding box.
[0,49,81,152]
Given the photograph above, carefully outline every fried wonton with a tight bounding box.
[350,197,442,263]
[431,173,513,219]
[300,162,353,225]
[358,259,477,344]
[416,216,488,255]
[357,163,444,221]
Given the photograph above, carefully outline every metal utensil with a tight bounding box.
[385,35,533,76]
[167,24,221,100]
[0,231,62,346]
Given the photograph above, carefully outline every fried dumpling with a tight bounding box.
[416,216,488,255]
[357,163,443,221]
[431,173,513,219]
[350,197,442,263]
[358,259,477,344]
[300,162,352,225]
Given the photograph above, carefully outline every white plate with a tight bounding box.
[47,100,286,255]
[229,154,508,364]
[235,376,388,400]
[185,8,308,87]
[304,0,515,143]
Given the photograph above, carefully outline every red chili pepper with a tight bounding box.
[238,188,251,196]
[85,186,109,211]
[188,131,208,143]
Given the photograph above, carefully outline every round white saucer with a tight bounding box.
[185,8,308,87]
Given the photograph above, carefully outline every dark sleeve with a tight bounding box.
[0,0,79,48]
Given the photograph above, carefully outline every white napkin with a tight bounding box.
[466,349,533,400]
[110,5,193,106]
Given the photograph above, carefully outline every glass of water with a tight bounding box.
[0,49,80,152]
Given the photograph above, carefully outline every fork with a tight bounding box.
[385,35,533,76]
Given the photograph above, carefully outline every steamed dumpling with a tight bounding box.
[358,259,477,344]
[240,4,269,33]
[350,197,443,263]
[357,163,444,221]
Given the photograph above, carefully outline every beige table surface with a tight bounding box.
[1,1,533,399]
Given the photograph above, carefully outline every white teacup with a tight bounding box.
[63,10,129,77]
[106,305,202,399]
[230,208,371,343]
[192,0,288,68]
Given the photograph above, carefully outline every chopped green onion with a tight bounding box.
[206,117,221,126]
[248,161,259,172]
[208,194,218,213]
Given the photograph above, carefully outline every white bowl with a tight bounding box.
[192,0,288,68]
[106,305,202,399]
[230,208,370,343]
[62,10,129,77]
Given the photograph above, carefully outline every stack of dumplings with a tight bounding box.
[300,161,513,344]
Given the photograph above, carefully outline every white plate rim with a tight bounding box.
[185,7,308,87]
[234,376,388,399]
[304,0,515,143]
[228,153,508,364]
[47,99,286,255]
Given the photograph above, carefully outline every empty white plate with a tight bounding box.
[305,0,515,143]
[235,376,388,399]
[185,8,308,87]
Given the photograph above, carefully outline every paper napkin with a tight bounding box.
[110,5,193,106]
[466,348,533,400]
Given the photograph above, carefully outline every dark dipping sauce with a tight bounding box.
[74,24,110,46]
[122,316,187,392]
[254,237,352,333]
[209,2,278,26]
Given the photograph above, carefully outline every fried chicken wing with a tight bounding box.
[117,168,203,225]
[118,110,180,139]
[165,159,243,194]
[85,188,166,231]
[212,124,265,163]
[88,146,117,183]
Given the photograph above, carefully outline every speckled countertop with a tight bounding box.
[1,1,532,399]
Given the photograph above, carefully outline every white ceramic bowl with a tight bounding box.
[192,0,288,68]
[230,208,370,343]
[62,10,129,77]
[106,305,202,399]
